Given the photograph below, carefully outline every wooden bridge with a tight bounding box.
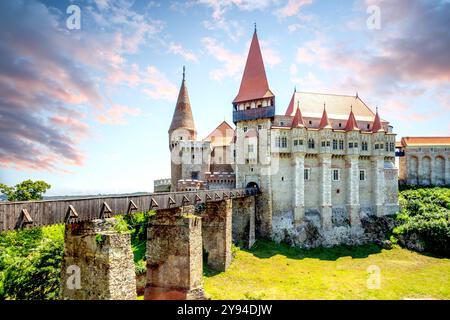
[0,188,260,300]
[0,188,258,232]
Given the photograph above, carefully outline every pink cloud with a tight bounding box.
[97,105,141,125]
[275,0,313,18]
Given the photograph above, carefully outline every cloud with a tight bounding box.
[141,66,178,101]
[168,42,198,62]
[0,0,164,171]
[202,37,246,80]
[275,0,313,18]
[259,40,282,67]
[97,104,141,125]
[196,0,273,41]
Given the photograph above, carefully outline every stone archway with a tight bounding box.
[246,182,260,194]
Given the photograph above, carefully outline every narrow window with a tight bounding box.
[349,142,353,148]
[281,137,287,148]
[304,169,310,180]
[243,126,248,132]
[360,170,365,181]
[339,140,344,150]
[333,139,338,150]
[332,169,340,181]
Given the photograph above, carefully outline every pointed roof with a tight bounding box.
[233,30,274,103]
[291,102,306,128]
[372,108,384,133]
[285,88,296,116]
[319,105,332,129]
[204,121,235,147]
[344,107,360,131]
[169,67,196,134]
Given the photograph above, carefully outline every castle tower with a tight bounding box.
[169,66,196,143]
[233,26,275,237]
[169,67,200,190]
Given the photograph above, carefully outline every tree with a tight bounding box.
[0,180,51,201]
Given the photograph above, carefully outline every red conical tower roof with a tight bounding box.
[372,108,384,133]
[285,88,296,116]
[319,104,332,129]
[291,102,306,128]
[233,29,273,103]
[344,107,359,131]
[169,67,196,135]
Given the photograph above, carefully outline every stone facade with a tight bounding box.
[60,218,137,300]
[202,200,233,271]
[145,205,205,300]
[168,29,399,248]
[232,196,256,248]
[397,137,450,186]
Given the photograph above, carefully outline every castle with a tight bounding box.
[167,29,399,247]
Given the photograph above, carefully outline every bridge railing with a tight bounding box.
[0,188,253,232]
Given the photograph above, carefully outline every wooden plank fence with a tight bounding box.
[0,188,259,232]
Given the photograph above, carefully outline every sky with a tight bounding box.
[0,0,449,196]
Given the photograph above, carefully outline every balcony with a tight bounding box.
[233,105,275,123]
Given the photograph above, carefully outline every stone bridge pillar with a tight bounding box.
[145,205,204,300]
[60,218,137,300]
[202,199,232,272]
[232,196,256,249]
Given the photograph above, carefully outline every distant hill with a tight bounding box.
[42,192,151,201]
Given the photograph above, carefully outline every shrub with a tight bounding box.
[394,187,450,256]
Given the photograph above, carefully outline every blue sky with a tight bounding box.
[0,0,449,195]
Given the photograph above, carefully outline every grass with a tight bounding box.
[203,240,450,300]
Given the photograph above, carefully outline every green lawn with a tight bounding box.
[203,240,450,300]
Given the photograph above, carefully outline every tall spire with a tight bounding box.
[233,27,273,103]
[372,107,384,133]
[319,104,332,129]
[291,102,306,128]
[285,88,297,116]
[169,67,196,136]
[344,106,359,131]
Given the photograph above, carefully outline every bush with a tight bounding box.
[0,211,155,300]
[0,225,64,300]
[394,187,450,256]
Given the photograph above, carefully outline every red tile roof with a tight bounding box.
[169,73,196,134]
[285,89,296,116]
[291,104,306,128]
[233,30,274,103]
[344,109,359,131]
[319,106,332,129]
[203,121,235,147]
[401,137,450,146]
[371,109,384,133]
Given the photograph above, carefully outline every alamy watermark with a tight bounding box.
[366,265,381,289]
[66,264,81,290]
[66,5,81,30]
[366,5,381,30]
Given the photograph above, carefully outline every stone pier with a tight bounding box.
[202,200,232,272]
[60,218,137,300]
[232,196,256,249]
[144,205,205,300]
